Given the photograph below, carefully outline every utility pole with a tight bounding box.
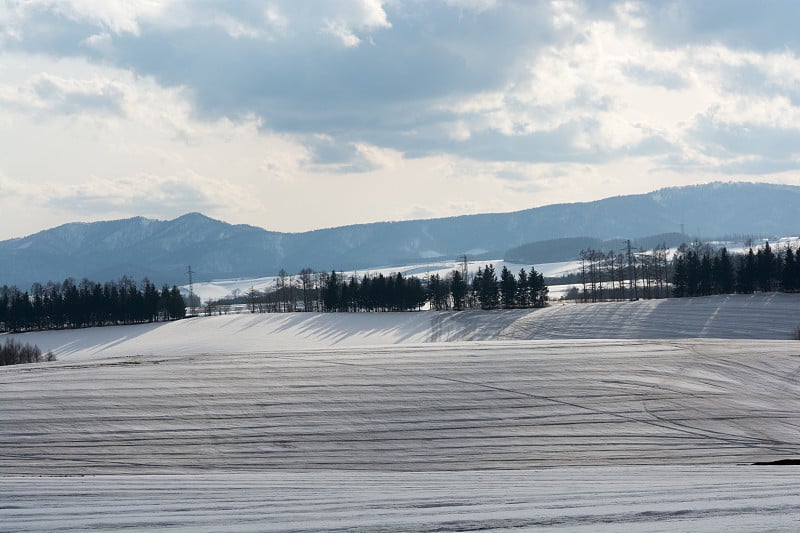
[186,265,196,316]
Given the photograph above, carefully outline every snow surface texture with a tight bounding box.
[4,468,800,532]
[6,293,800,361]
[2,294,800,531]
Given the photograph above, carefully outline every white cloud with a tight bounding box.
[80,31,115,54]
[433,0,800,167]
[321,0,391,47]
[1,0,800,240]
[443,0,498,12]
[264,5,288,32]
[346,0,392,30]
[27,0,167,36]
[323,19,362,47]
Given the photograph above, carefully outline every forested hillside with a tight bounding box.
[1,182,798,288]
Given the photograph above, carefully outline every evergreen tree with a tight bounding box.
[472,267,482,307]
[516,268,530,308]
[713,247,735,294]
[672,247,688,297]
[529,268,548,307]
[450,270,467,311]
[737,248,757,293]
[323,271,340,311]
[168,286,186,319]
[685,249,701,296]
[782,247,797,292]
[428,274,450,311]
[478,265,499,309]
[699,252,713,296]
[756,241,776,291]
[499,266,517,309]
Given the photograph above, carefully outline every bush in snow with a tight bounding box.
[0,338,55,366]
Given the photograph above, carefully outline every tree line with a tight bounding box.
[469,265,548,310]
[322,265,547,312]
[0,277,186,333]
[672,241,800,296]
[202,265,549,315]
[565,239,800,302]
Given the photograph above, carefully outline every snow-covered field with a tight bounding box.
[5,293,800,361]
[5,468,799,532]
[2,294,800,531]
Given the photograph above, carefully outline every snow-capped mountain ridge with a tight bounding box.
[1,181,798,287]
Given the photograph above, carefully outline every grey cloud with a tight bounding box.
[637,0,800,52]
[5,2,555,126]
[399,121,608,164]
[495,169,529,182]
[624,135,676,157]
[1,8,100,58]
[6,0,800,172]
[44,177,226,217]
[690,113,800,160]
[302,136,379,173]
[716,158,800,175]
[650,113,800,175]
[392,119,675,165]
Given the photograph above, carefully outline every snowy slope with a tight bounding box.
[3,294,800,531]
[3,339,799,475]
[5,293,800,361]
[2,339,800,530]
[4,468,800,532]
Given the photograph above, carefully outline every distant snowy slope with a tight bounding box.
[5,293,800,361]
[506,293,800,340]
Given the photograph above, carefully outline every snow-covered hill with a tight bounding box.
[6,293,800,361]
[2,337,799,530]
[3,294,800,531]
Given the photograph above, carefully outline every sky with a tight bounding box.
[1,0,799,240]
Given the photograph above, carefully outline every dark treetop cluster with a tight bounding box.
[213,266,549,315]
[672,241,800,297]
[0,277,186,333]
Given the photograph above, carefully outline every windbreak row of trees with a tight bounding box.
[673,241,800,297]
[0,277,186,333]
[205,265,550,315]
[316,267,547,312]
[566,239,800,302]
[469,265,548,310]
[323,271,428,312]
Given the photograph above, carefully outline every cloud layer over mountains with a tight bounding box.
[2,1,799,237]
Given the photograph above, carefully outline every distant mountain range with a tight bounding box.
[1,181,798,288]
